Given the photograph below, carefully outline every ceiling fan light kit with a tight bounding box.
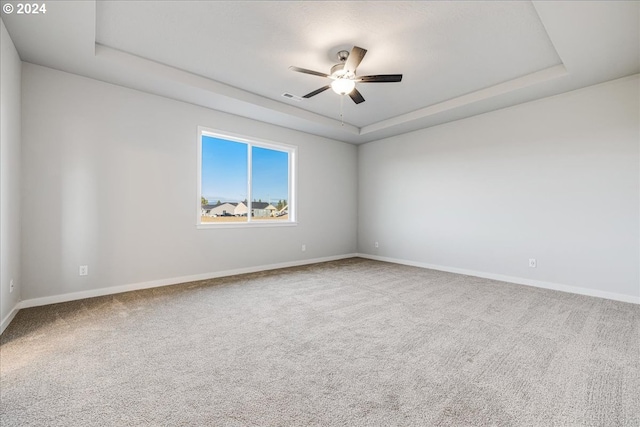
[331,78,356,95]
[289,45,403,105]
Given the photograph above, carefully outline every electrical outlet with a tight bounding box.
[528,259,537,268]
[301,244,306,252]
[374,241,379,248]
[9,279,14,293]
[79,265,89,276]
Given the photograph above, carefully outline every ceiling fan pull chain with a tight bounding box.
[340,95,345,126]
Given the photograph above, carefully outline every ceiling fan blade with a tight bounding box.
[289,66,330,78]
[357,74,403,83]
[344,46,367,74]
[349,88,365,104]
[303,85,331,98]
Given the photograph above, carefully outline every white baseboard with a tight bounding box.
[5,251,636,335]
[18,253,359,310]
[1,303,21,335]
[356,253,640,305]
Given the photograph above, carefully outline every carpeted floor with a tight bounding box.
[1,258,639,426]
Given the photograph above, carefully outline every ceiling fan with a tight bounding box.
[289,46,402,104]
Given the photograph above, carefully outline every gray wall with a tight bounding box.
[20,63,357,301]
[9,54,640,315]
[0,19,22,329]
[358,75,640,300]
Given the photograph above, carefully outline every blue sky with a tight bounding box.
[201,136,288,205]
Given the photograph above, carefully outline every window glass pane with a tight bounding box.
[201,136,248,223]
[250,146,289,221]
[198,128,295,227]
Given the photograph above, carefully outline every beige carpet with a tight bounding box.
[1,258,639,426]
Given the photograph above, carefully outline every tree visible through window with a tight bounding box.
[198,128,295,225]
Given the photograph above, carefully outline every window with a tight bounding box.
[197,127,296,227]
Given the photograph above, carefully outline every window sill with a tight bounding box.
[197,221,298,230]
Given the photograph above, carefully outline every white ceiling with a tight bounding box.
[2,1,639,144]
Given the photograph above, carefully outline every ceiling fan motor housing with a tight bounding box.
[331,50,354,78]
[331,63,346,77]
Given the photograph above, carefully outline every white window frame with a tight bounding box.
[197,126,297,229]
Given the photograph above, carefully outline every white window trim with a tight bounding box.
[197,126,297,229]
